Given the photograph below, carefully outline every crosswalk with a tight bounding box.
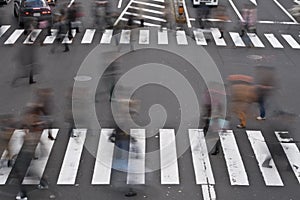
[1,25,300,49]
[0,128,299,188]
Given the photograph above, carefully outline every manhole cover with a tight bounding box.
[74,76,92,81]
[247,55,263,60]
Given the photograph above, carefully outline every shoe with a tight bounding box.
[256,116,266,120]
[37,184,48,190]
[29,81,36,84]
[210,150,219,155]
[125,190,137,197]
[236,124,246,129]
[16,192,27,200]
[63,49,69,52]
[48,135,55,140]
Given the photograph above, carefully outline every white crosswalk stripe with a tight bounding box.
[22,129,58,184]
[23,29,42,44]
[275,131,300,183]
[127,129,146,184]
[139,29,150,44]
[219,130,249,185]
[100,29,113,44]
[92,129,115,184]
[0,25,11,38]
[281,34,300,49]
[62,29,76,44]
[1,128,300,189]
[264,33,284,48]
[43,29,58,44]
[211,28,226,46]
[4,29,24,45]
[193,29,207,46]
[159,129,180,184]
[158,28,168,44]
[247,33,265,48]
[229,32,246,47]
[176,30,188,45]
[81,29,96,44]
[57,129,87,185]
[120,30,131,44]
[0,130,25,185]
[246,130,283,186]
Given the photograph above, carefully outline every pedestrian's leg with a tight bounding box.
[259,99,266,118]
[29,69,35,84]
[237,111,246,128]
[64,43,69,52]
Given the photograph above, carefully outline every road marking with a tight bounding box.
[193,29,207,45]
[158,29,168,44]
[281,34,300,49]
[4,29,24,45]
[273,0,298,23]
[0,130,25,185]
[121,18,161,27]
[219,130,249,185]
[202,184,216,200]
[160,129,179,184]
[275,131,300,183]
[120,30,131,44]
[114,0,134,26]
[92,129,115,185]
[67,0,75,8]
[247,33,265,47]
[176,30,188,45]
[81,29,96,44]
[250,0,257,6]
[229,32,246,47]
[211,28,226,46]
[118,0,123,8]
[43,29,58,44]
[132,1,165,9]
[100,29,113,44]
[182,0,192,28]
[23,129,58,184]
[0,25,11,38]
[62,29,76,44]
[23,29,42,44]
[264,33,284,48]
[188,129,215,185]
[125,12,166,22]
[295,0,300,5]
[139,29,150,44]
[246,130,284,186]
[153,0,164,2]
[129,6,164,15]
[127,129,146,184]
[228,0,244,22]
[258,21,298,25]
[57,129,87,185]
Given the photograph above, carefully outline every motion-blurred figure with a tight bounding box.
[51,14,69,53]
[92,0,109,31]
[227,74,257,129]
[213,5,229,39]
[255,66,276,120]
[197,2,210,29]
[11,44,39,86]
[241,4,257,34]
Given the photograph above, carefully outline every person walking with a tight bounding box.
[51,15,69,53]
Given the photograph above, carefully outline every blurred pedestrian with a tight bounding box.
[11,44,39,86]
[227,74,257,128]
[51,14,69,53]
[198,3,210,29]
[213,5,229,39]
[255,66,276,120]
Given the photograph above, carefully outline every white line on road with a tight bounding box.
[23,29,42,44]
[211,28,227,46]
[57,129,87,185]
[193,29,207,45]
[4,29,24,45]
[176,30,188,45]
[62,29,76,44]
[139,29,150,44]
[132,1,165,9]
[228,0,244,22]
[0,25,11,38]
[273,0,298,23]
[202,184,216,200]
[219,130,249,185]
[129,6,164,15]
[158,29,168,44]
[188,129,215,185]
[127,129,146,184]
[125,12,166,22]
[275,131,300,183]
[264,33,284,48]
[258,20,298,25]
[114,0,134,26]
[23,129,59,184]
[120,18,161,27]
[92,129,115,184]
[229,32,246,47]
[0,130,25,185]
[247,33,265,47]
[118,0,123,8]
[160,129,180,184]
[120,30,131,44]
[182,0,192,28]
[43,29,57,44]
[68,0,75,8]
[246,130,284,186]
[81,29,96,44]
[250,0,257,6]
[100,29,113,44]
[282,34,300,49]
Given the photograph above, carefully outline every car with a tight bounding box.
[14,0,52,27]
